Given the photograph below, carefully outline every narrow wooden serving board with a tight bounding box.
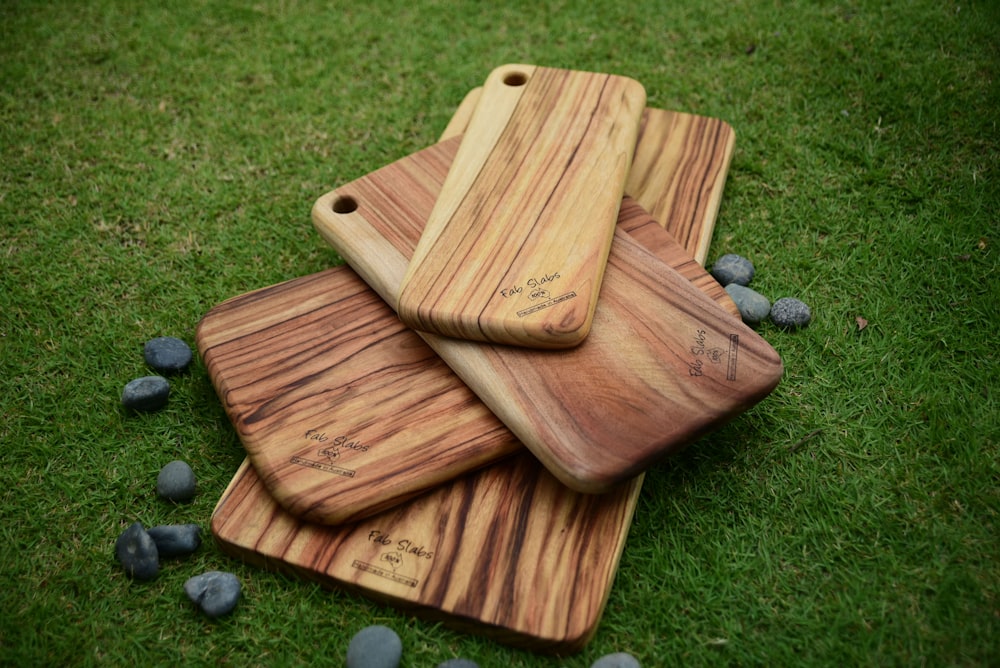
[397,64,646,349]
[196,208,733,525]
[313,142,782,494]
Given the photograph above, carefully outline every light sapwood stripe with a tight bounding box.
[398,65,645,348]
[314,138,781,493]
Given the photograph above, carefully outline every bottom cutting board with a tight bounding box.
[210,106,740,653]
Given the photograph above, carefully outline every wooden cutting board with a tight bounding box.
[397,64,646,349]
[313,143,782,494]
[210,104,743,653]
[196,207,732,525]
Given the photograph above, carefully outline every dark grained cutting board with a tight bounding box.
[210,106,744,653]
[196,204,733,525]
[312,139,782,494]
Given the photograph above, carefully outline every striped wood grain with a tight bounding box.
[211,196,736,656]
[312,140,782,493]
[210,105,744,652]
[397,64,646,349]
[443,88,736,266]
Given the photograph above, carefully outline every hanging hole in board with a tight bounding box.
[502,72,528,87]
[332,196,358,214]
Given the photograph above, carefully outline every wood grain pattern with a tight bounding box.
[442,89,736,267]
[313,140,782,493]
[397,64,646,349]
[210,105,743,652]
[196,211,735,525]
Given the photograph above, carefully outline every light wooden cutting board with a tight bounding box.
[313,139,782,494]
[211,106,744,653]
[196,205,732,525]
[397,64,646,349]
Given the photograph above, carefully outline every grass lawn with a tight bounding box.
[2,0,997,665]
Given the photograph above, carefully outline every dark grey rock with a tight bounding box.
[147,524,202,557]
[725,284,771,327]
[437,660,479,668]
[143,336,193,375]
[121,375,170,412]
[115,521,159,581]
[770,297,812,329]
[184,571,241,618]
[711,253,755,286]
[346,625,402,668]
[157,460,196,502]
[591,652,641,668]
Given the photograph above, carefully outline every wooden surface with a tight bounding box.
[196,213,735,525]
[397,64,646,349]
[210,203,735,655]
[210,103,745,652]
[313,141,782,493]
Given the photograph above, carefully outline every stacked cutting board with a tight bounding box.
[197,65,783,655]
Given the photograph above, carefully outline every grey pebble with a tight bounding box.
[144,336,193,375]
[121,375,170,412]
[711,253,755,286]
[157,460,196,502]
[591,652,641,668]
[437,660,479,668]
[770,297,812,329]
[346,625,402,668]
[184,571,241,618]
[147,524,202,557]
[725,284,772,327]
[115,521,159,581]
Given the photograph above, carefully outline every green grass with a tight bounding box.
[2,0,998,665]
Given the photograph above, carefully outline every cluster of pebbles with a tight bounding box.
[115,337,241,618]
[346,625,641,668]
[710,254,812,329]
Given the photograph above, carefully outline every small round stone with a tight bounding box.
[121,375,170,412]
[143,336,193,375]
[146,524,202,557]
[725,284,771,327]
[157,460,196,502]
[184,571,241,618]
[346,625,402,668]
[591,652,641,668]
[770,297,812,329]
[115,521,159,581]
[711,253,755,286]
[437,660,479,668]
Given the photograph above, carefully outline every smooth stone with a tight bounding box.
[115,521,159,581]
[437,661,479,668]
[157,460,196,502]
[591,652,641,668]
[770,297,812,329]
[143,336,193,375]
[184,571,241,618]
[711,253,755,286]
[121,375,170,412]
[146,524,202,557]
[346,625,402,668]
[725,284,771,327]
